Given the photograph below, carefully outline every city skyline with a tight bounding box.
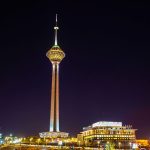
[0,1,150,138]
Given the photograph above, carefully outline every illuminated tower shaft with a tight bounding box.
[50,63,59,132]
[46,15,65,132]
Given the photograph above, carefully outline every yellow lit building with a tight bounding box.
[78,121,137,149]
[136,139,150,147]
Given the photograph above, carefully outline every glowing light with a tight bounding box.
[12,138,22,144]
[30,137,33,142]
[39,131,68,138]
[46,46,65,63]
[0,140,3,144]
[58,141,62,146]
[92,121,122,127]
[132,143,138,149]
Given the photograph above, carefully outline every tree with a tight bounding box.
[105,142,115,150]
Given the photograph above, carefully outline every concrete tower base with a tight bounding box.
[39,131,69,138]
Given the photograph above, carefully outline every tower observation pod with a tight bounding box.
[39,15,69,138]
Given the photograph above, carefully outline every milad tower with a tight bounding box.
[39,15,69,138]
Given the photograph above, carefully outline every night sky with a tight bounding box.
[0,1,150,138]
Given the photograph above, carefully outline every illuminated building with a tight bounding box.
[77,121,137,148]
[4,134,22,144]
[136,139,150,148]
[39,15,68,138]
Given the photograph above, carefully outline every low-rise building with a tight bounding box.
[136,139,150,148]
[77,121,137,149]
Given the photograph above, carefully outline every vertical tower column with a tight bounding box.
[39,15,69,139]
[56,63,59,132]
[47,14,65,133]
[50,63,59,132]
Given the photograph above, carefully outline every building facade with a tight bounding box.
[136,139,150,148]
[78,121,137,149]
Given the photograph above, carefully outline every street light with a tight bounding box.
[129,142,132,149]
[29,137,33,145]
[78,141,81,147]
[106,141,110,150]
[97,140,100,149]
[37,138,41,147]
[118,142,121,149]
[19,138,22,150]
[58,140,63,149]
[64,139,66,147]
[45,139,49,146]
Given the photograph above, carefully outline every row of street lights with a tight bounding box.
[96,141,133,149]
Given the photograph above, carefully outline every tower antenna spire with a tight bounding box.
[54,14,59,46]
[56,14,57,26]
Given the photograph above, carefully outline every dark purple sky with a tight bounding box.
[0,1,150,138]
